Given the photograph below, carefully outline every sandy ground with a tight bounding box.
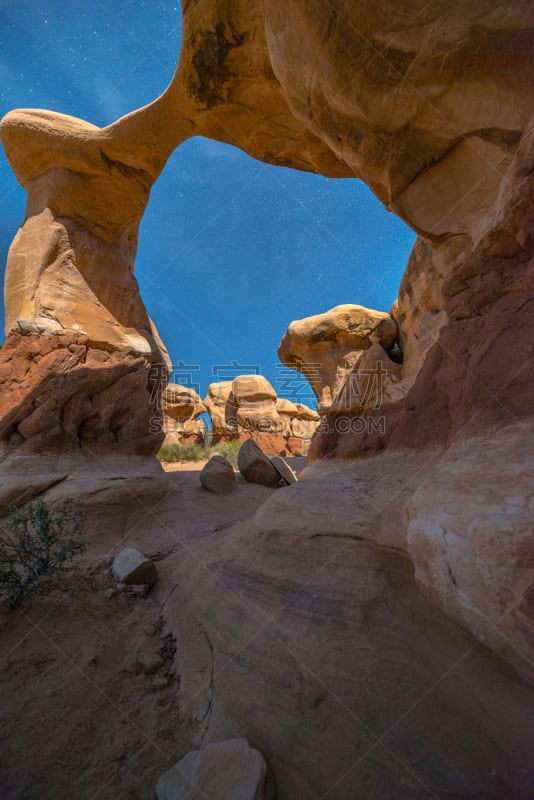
[1,454,532,800]
[160,457,307,473]
[0,459,306,800]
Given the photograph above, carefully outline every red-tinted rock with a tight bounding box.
[0,332,165,455]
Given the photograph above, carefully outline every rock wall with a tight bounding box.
[0,332,164,455]
[310,151,534,457]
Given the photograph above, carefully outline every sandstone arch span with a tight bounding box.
[0,6,533,797]
[1,0,532,455]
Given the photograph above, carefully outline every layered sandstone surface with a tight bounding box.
[1,444,530,799]
[0,332,165,455]
[0,107,181,454]
[161,433,533,799]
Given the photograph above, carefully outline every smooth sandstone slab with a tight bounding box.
[255,423,534,686]
[406,424,534,684]
[161,441,534,798]
[156,738,274,800]
[112,547,158,586]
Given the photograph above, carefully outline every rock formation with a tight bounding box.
[1,2,533,798]
[199,454,236,494]
[237,439,283,488]
[203,375,318,455]
[161,383,206,445]
[231,375,283,434]
[276,399,320,453]
[203,380,236,436]
[204,375,283,436]
[278,304,400,413]
[156,738,274,800]
[310,148,534,457]
[3,1,532,457]
[0,332,166,455]
[0,107,181,455]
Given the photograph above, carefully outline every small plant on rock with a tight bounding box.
[0,496,87,608]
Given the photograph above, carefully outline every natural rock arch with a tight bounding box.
[1,0,532,456]
[0,6,533,796]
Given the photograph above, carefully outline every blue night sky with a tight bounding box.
[0,0,415,406]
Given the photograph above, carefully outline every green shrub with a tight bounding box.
[0,497,87,608]
[212,439,241,467]
[157,437,242,466]
[157,442,212,463]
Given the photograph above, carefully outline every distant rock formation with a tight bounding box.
[161,383,206,446]
[276,399,320,452]
[203,381,235,437]
[203,375,318,455]
[232,375,284,434]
